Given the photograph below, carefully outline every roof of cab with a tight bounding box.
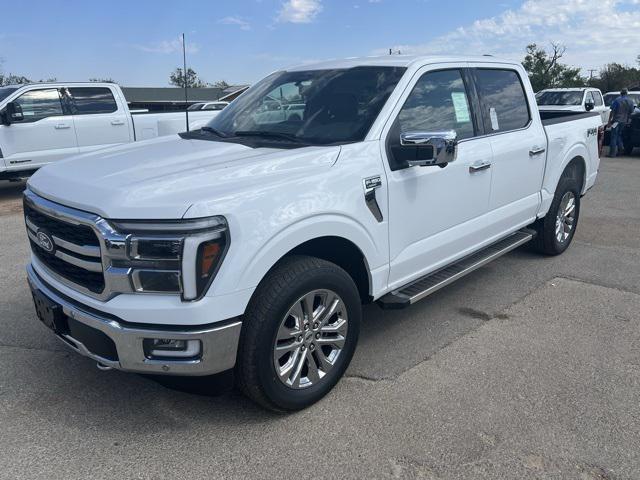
[286,55,521,71]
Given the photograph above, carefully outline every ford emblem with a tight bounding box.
[37,231,55,253]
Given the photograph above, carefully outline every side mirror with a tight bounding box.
[400,130,458,167]
[585,100,595,112]
[2,102,24,125]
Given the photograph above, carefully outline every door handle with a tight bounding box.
[529,146,546,156]
[54,123,70,130]
[469,161,491,173]
[110,120,125,126]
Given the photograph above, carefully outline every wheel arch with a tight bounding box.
[233,215,383,304]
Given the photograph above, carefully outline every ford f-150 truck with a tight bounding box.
[0,82,221,180]
[23,56,602,411]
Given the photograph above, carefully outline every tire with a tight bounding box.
[530,175,581,255]
[236,255,361,411]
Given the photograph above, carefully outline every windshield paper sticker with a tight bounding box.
[489,107,499,131]
[451,92,470,123]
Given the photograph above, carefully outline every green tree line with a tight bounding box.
[523,43,640,92]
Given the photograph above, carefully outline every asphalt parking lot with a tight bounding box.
[1,156,639,479]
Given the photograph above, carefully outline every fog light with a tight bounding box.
[131,270,181,293]
[143,338,201,358]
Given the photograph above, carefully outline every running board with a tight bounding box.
[377,230,535,309]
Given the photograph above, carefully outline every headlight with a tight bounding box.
[109,216,229,301]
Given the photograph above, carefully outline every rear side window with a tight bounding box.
[474,69,530,133]
[14,89,64,123]
[68,87,118,115]
[593,91,603,106]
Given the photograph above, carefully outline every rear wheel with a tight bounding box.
[531,175,581,255]
[236,255,361,411]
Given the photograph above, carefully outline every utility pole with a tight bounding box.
[587,69,597,80]
[182,33,189,132]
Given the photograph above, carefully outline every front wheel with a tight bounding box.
[236,255,361,411]
[531,176,581,255]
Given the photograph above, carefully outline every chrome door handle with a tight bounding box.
[54,124,70,130]
[110,120,125,126]
[469,161,491,173]
[529,146,546,156]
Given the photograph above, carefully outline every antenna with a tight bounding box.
[182,33,189,132]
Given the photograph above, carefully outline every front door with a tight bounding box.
[0,88,78,170]
[383,66,493,291]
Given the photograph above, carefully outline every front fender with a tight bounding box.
[234,213,383,294]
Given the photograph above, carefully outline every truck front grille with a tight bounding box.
[24,200,105,294]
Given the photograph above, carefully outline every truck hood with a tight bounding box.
[28,135,340,219]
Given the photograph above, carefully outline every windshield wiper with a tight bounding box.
[200,126,229,138]
[233,130,304,143]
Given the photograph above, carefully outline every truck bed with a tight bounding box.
[539,110,600,126]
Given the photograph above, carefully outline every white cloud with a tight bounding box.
[374,0,640,71]
[218,16,251,31]
[277,0,323,23]
[134,36,199,54]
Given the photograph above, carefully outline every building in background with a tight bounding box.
[122,85,248,112]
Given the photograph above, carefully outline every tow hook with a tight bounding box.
[96,362,113,371]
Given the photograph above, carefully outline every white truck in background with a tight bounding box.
[536,87,609,125]
[0,82,222,180]
[24,56,602,411]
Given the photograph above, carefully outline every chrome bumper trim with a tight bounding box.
[27,264,242,376]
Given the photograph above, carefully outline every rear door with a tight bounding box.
[0,87,78,169]
[68,86,131,152]
[590,90,608,125]
[471,66,546,233]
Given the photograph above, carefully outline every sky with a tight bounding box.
[1,0,639,87]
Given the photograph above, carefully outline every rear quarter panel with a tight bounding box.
[539,115,601,217]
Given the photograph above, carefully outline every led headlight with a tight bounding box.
[110,216,229,301]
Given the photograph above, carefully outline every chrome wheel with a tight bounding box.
[273,289,348,389]
[555,191,576,244]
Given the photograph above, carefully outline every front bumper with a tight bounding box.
[27,264,242,376]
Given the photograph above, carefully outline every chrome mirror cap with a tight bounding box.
[400,130,458,167]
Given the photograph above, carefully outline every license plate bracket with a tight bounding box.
[30,286,67,334]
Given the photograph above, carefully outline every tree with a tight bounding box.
[588,63,640,93]
[210,80,230,89]
[169,67,206,88]
[89,77,116,83]
[522,43,585,92]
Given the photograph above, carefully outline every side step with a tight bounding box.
[377,230,535,309]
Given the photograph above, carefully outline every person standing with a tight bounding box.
[607,88,636,157]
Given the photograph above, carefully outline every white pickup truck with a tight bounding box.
[0,82,220,180]
[24,56,602,411]
[536,87,609,125]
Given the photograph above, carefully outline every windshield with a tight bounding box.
[604,93,640,107]
[536,91,583,106]
[202,66,406,146]
[0,87,19,103]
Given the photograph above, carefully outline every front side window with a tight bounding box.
[585,91,595,105]
[202,66,406,146]
[475,69,530,133]
[68,87,118,115]
[395,69,475,140]
[14,89,64,122]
